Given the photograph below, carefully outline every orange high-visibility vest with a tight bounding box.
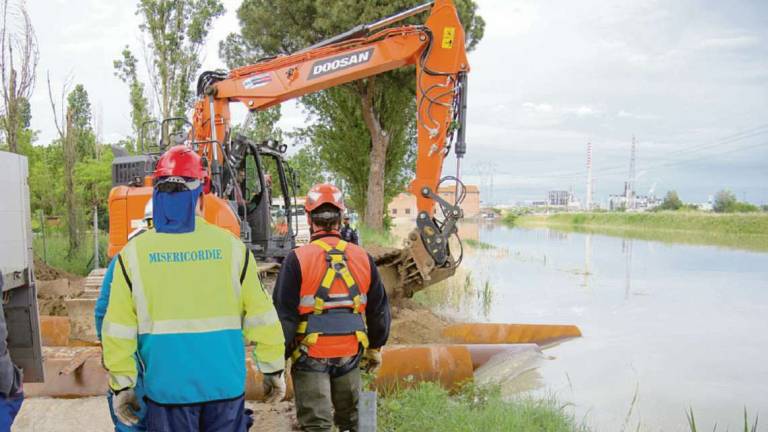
[294,237,372,358]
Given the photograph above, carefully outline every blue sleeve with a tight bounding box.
[94,257,117,341]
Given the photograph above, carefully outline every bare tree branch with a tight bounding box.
[47,71,72,140]
[0,0,38,152]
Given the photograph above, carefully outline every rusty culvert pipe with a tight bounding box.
[373,344,543,392]
[374,345,474,392]
[442,323,582,346]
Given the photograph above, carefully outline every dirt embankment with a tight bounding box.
[389,298,450,344]
[34,257,84,316]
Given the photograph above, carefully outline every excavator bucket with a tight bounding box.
[370,229,457,298]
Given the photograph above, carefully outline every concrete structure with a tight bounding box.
[389,184,481,219]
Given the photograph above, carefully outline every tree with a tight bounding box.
[0,0,38,153]
[658,190,682,211]
[114,47,150,147]
[67,84,96,160]
[48,77,96,255]
[117,0,224,130]
[75,150,113,218]
[28,144,64,216]
[236,106,283,143]
[713,190,737,213]
[287,145,326,196]
[222,1,485,228]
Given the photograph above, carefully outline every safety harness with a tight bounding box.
[293,239,369,360]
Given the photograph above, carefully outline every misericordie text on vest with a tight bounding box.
[148,248,223,264]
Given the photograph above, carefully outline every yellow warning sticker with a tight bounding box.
[442,27,455,49]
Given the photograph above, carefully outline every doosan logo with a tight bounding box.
[308,48,374,80]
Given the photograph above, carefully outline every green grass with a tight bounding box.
[464,238,496,250]
[378,382,588,432]
[33,232,109,276]
[359,225,397,247]
[516,212,768,252]
[686,407,759,432]
[502,212,518,226]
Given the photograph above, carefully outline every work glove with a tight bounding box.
[112,388,140,426]
[359,348,382,374]
[262,371,286,403]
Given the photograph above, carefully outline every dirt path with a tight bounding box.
[16,302,448,431]
[13,397,297,432]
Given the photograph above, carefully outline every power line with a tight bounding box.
[487,140,768,190]
[492,126,768,181]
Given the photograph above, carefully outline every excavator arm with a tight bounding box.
[193,0,470,296]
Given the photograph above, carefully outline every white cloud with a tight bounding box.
[617,110,658,120]
[522,102,554,113]
[572,105,599,117]
[699,35,759,49]
[522,103,600,117]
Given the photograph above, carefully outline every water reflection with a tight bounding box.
[623,238,632,300]
[583,233,592,290]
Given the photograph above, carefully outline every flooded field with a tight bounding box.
[416,221,768,431]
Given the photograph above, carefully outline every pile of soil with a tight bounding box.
[34,258,85,316]
[34,257,80,281]
[389,298,450,344]
[38,298,68,316]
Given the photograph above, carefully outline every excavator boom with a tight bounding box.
[191,0,471,296]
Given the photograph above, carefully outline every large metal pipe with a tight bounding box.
[375,344,474,392]
[39,316,70,347]
[442,323,582,346]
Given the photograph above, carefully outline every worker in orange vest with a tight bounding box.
[273,183,390,431]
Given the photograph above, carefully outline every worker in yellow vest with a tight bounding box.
[102,145,286,431]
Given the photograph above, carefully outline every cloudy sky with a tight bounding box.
[27,0,768,205]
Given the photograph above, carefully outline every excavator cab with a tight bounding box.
[220,134,297,259]
[107,118,299,263]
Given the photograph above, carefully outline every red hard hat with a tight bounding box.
[305,183,345,212]
[153,145,205,180]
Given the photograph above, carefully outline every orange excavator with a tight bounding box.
[107,0,470,297]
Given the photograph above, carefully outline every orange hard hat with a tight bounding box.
[305,183,345,212]
[153,145,205,180]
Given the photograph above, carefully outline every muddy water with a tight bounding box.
[423,222,768,432]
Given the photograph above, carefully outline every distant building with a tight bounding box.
[546,190,581,210]
[548,190,570,206]
[438,185,480,218]
[388,192,417,219]
[609,193,660,211]
[388,184,481,219]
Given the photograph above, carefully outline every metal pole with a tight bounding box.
[93,205,99,269]
[39,209,47,264]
